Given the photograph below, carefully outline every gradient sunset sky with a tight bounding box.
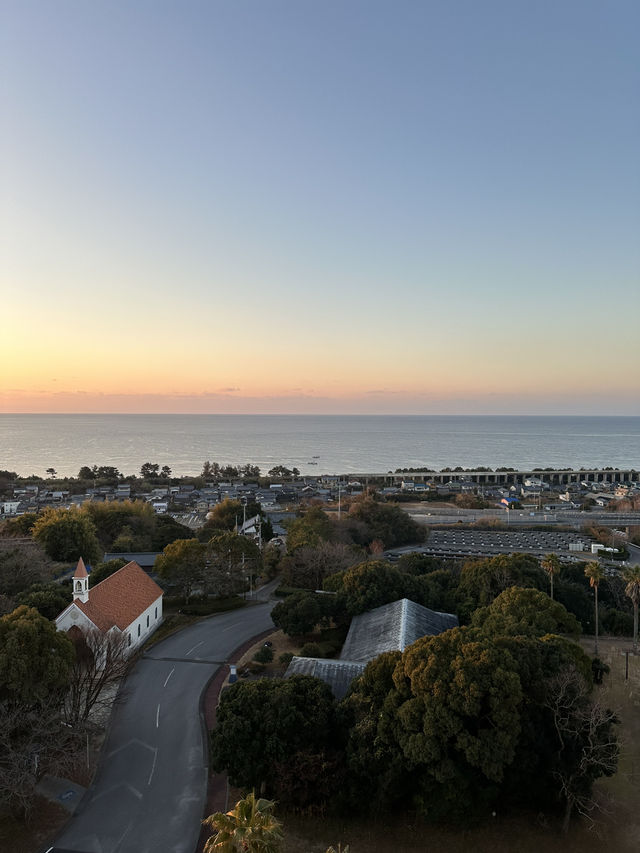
[2,1,639,415]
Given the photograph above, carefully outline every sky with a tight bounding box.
[2,0,639,415]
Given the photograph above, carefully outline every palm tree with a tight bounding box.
[623,565,640,652]
[542,553,561,600]
[202,791,284,853]
[584,561,604,656]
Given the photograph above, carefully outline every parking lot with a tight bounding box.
[389,529,593,561]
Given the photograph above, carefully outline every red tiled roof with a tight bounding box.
[73,557,89,578]
[74,561,163,632]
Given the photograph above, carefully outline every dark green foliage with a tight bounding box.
[471,587,582,639]
[395,553,442,575]
[286,507,334,552]
[554,580,592,631]
[211,675,339,795]
[457,553,546,619]
[299,642,322,657]
[337,560,423,616]
[279,652,294,666]
[347,497,424,549]
[155,538,207,602]
[0,513,38,536]
[600,607,633,635]
[198,498,263,541]
[88,558,127,587]
[0,544,49,598]
[0,606,74,707]
[16,582,71,620]
[271,591,323,636]
[415,568,459,613]
[32,507,101,563]
[341,623,615,825]
[83,500,155,552]
[254,645,274,663]
[150,515,192,550]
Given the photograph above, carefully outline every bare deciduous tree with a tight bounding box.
[0,703,80,818]
[544,666,619,834]
[63,626,132,727]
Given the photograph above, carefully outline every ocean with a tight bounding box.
[1,415,638,480]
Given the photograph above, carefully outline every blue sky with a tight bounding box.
[2,1,639,414]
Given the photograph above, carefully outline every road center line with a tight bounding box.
[185,640,204,657]
[163,667,175,687]
[156,703,160,728]
[148,748,158,786]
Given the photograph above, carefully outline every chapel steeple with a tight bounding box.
[72,557,89,603]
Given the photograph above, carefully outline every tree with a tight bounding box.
[280,541,362,589]
[202,792,284,853]
[285,507,334,553]
[93,465,121,482]
[205,532,263,598]
[160,465,172,479]
[77,466,95,480]
[268,465,293,479]
[150,514,192,550]
[155,539,207,602]
[622,565,640,651]
[32,507,101,563]
[88,558,128,587]
[0,606,74,708]
[271,591,324,637]
[348,496,424,549]
[0,543,50,599]
[0,700,79,818]
[45,467,57,479]
[63,626,132,726]
[83,500,155,552]
[200,499,261,538]
[382,627,524,821]
[457,553,546,615]
[240,463,261,479]
[542,553,562,601]
[584,562,605,655]
[471,587,582,640]
[543,665,618,833]
[335,560,422,616]
[140,462,160,479]
[16,582,71,620]
[211,676,338,794]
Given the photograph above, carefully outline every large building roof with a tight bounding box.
[71,561,163,632]
[285,598,458,700]
[339,598,458,663]
[285,658,366,701]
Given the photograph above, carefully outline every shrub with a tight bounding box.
[254,645,274,664]
[299,642,322,657]
[279,651,294,666]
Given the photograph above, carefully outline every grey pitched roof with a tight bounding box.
[284,658,366,701]
[285,599,458,701]
[339,598,458,663]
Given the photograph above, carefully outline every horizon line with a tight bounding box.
[2,412,639,418]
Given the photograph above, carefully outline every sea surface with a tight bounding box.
[1,415,639,480]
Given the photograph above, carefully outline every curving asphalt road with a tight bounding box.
[51,600,275,853]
